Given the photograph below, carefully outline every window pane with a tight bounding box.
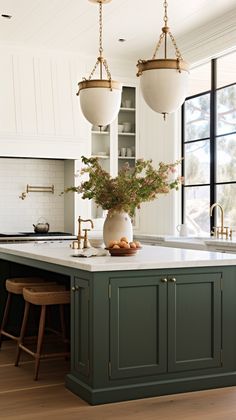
[217,51,236,89]
[185,186,210,234]
[217,85,236,135]
[217,184,236,228]
[187,62,211,97]
[216,134,236,182]
[185,94,210,142]
[184,140,210,185]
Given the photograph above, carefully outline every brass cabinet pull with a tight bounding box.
[161,278,168,283]
[170,277,176,283]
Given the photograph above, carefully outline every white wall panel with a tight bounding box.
[34,57,55,135]
[51,58,74,137]
[0,54,16,133]
[15,54,37,134]
[137,95,181,236]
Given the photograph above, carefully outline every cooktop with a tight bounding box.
[0,232,75,237]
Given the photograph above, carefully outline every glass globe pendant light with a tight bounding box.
[77,0,122,128]
[137,0,189,119]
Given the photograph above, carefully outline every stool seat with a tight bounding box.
[23,286,70,306]
[6,277,54,294]
[0,277,56,348]
[15,284,70,380]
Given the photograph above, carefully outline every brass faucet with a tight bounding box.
[210,203,232,239]
[71,216,94,249]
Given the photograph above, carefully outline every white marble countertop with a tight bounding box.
[1,241,236,272]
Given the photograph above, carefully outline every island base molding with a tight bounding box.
[65,372,236,405]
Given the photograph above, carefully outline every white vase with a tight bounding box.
[103,210,133,247]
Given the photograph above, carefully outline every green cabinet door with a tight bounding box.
[110,275,167,379]
[168,272,222,372]
[71,277,90,377]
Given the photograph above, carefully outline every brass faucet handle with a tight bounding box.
[83,229,91,248]
[224,226,229,239]
[211,226,218,237]
[71,240,79,250]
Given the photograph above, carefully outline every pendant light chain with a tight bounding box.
[163,0,168,26]
[152,0,183,61]
[88,0,112,86]
[99,1,103,59]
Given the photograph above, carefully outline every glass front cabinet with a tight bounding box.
[89,83,139,227]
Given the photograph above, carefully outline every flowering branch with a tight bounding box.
[65,156,182,217]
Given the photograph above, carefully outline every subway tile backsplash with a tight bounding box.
[0,158,65,232]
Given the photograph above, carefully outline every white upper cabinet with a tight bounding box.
[0,49,91,158]
[89,82,139,229]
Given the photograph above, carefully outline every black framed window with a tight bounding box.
[182,51,236,234]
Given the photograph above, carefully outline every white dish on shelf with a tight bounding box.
[96,151,108,156]
[123,122,132,132]
[118,124,123,133]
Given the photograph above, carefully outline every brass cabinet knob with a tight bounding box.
[72,286,76,292]
[161,278,168,283]
[170,277,176,283]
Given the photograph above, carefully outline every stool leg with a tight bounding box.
[15,301,30,367]
[59,304,66,342]
[0,293,12,348]
[59,304,69,358]
[34,305,46,381]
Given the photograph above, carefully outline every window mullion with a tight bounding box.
[210,59,217,231]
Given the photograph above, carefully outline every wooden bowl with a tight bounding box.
[105,247,138,256]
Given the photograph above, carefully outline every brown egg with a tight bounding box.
[108,240,118,248]
[112,244,120,249]
[134,241,141,248]
[120,236,129,243]
[123,242,130,249]
[119,241,127,248]
[129,242,137,249]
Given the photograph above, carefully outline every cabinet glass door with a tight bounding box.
[118,87,136,173]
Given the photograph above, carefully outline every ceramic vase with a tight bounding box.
[103,210,133,247]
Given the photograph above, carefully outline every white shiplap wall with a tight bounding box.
[0,158,65,232]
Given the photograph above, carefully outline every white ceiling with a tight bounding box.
[0,0,235,60]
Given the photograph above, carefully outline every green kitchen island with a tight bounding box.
[1,242,236,405]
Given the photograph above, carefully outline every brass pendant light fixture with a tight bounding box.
[77,0,122,128]
[137,0,189,119]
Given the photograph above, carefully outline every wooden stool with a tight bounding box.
[15,285,70,380]
[0,277,56,348]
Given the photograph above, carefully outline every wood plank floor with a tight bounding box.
[1,342,236,420]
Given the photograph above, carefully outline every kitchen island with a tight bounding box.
[1,242,236,405]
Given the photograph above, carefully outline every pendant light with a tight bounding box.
[137,0,189,119]
[77,0,122,128]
